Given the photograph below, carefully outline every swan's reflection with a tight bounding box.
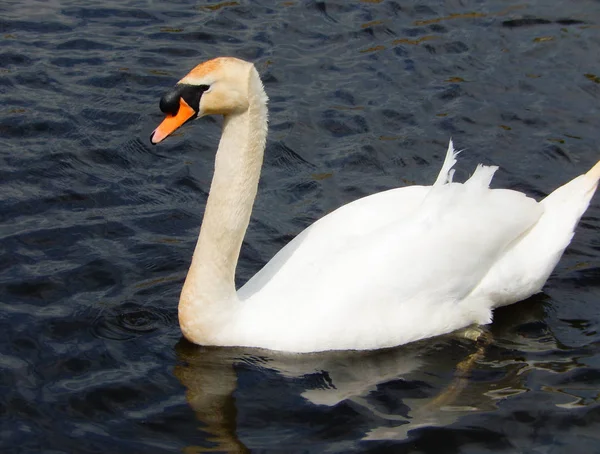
[174,296,565,450]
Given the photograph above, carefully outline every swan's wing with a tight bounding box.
[273,168,542,311]
[238,184,431,299]
[240,142,461,299]
[242,169,543,311]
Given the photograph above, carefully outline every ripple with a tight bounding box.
[118,308,161,333]
[0,18,73,34]
[56,38,115,51]
[1,0,600,451]
[92,303,173,341]
[0,52,33,66]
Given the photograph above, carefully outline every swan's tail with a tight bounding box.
[475,157,600,308]
[584,159,600,189]
[534,158,600,256]
[540,158,600,241]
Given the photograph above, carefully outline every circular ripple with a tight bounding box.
[92,303,169,341]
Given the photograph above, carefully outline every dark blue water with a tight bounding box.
[2,0,600,452]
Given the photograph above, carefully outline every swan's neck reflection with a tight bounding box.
[174,343,248,453]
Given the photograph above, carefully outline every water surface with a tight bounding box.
[2,0,600,452]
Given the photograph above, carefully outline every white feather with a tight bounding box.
[170,57,600,353]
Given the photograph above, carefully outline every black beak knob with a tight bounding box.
[159,88,181,115]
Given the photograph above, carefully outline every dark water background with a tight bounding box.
[2,0,600,452]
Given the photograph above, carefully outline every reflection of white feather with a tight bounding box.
[299,350,423,407]
[175,335,510,445]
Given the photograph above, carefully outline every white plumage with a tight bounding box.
[151,57,600,353]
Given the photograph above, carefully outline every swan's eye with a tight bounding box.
[179,84,210,113]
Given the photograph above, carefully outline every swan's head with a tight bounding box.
[150,57,255,144]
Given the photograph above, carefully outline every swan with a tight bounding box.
[150,57,600,353]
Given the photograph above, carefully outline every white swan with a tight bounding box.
[151,57,600,353]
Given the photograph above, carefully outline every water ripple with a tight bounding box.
[1,0,600,452]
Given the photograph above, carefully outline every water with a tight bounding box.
[2,0,600,452]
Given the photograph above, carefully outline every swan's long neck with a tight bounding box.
[179,69,268,343]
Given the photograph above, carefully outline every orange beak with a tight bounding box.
[150,98,196,144]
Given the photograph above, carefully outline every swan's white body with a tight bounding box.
[152,57,600,353]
